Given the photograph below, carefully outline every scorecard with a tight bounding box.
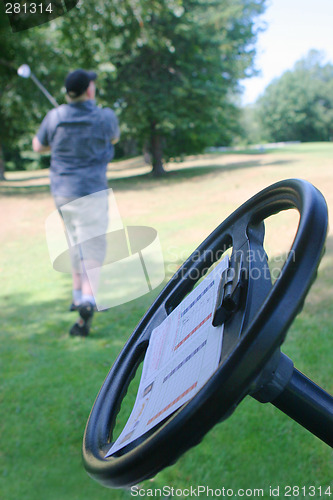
[106,256,228,456]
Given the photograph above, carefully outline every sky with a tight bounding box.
[240,0,333,104]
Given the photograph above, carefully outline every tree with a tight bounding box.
[0,18,66,179]
[238,103,263,145]
[0,0,266,177]
[59,0,266,175]
[255,50,333,143]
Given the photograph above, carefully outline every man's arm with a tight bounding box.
[106,109,120,145]
[33,111,52,153]
[32,136,51,153]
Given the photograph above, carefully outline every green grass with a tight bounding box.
[1,142,333,499]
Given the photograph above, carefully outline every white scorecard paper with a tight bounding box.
[105,255,229,456]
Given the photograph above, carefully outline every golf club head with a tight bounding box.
[17,64,31,78]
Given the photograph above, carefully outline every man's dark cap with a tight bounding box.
[65,69,97,98]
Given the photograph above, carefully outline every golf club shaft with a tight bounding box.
[30,72,59,108]
[272,368,333,447]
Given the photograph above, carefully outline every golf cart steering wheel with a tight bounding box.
[83,179,331,489]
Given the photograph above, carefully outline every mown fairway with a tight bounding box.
[1,143,332,499]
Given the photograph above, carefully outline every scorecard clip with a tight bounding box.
[212,253,245,327]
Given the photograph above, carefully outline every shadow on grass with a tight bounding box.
[1,281,163,343]
[0,184,51,197]
[3,173,49,182]
[0,155,298,197]
[263,158,299,167]
[107,160,269,192]
[4,220,328,346]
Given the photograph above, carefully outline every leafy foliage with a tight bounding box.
[0,0,266,176]
[0,19,66,177]
[59,0,265,173]
[255,50,333,143]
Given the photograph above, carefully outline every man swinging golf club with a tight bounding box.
[33,69,120,336]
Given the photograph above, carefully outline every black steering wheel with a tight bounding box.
[83,179,330,489]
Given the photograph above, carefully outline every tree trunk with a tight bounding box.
[150,124,166,177]
[0,144,5,180]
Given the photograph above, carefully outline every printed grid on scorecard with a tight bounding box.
[106,255,229,456]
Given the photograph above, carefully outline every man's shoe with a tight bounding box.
[69,302,79,311]
[69,302,99,312]
[79,302,95,320]
[69,318,91,337]
[69,302,94,337]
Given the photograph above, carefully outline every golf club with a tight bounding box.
[17,64,59,108]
